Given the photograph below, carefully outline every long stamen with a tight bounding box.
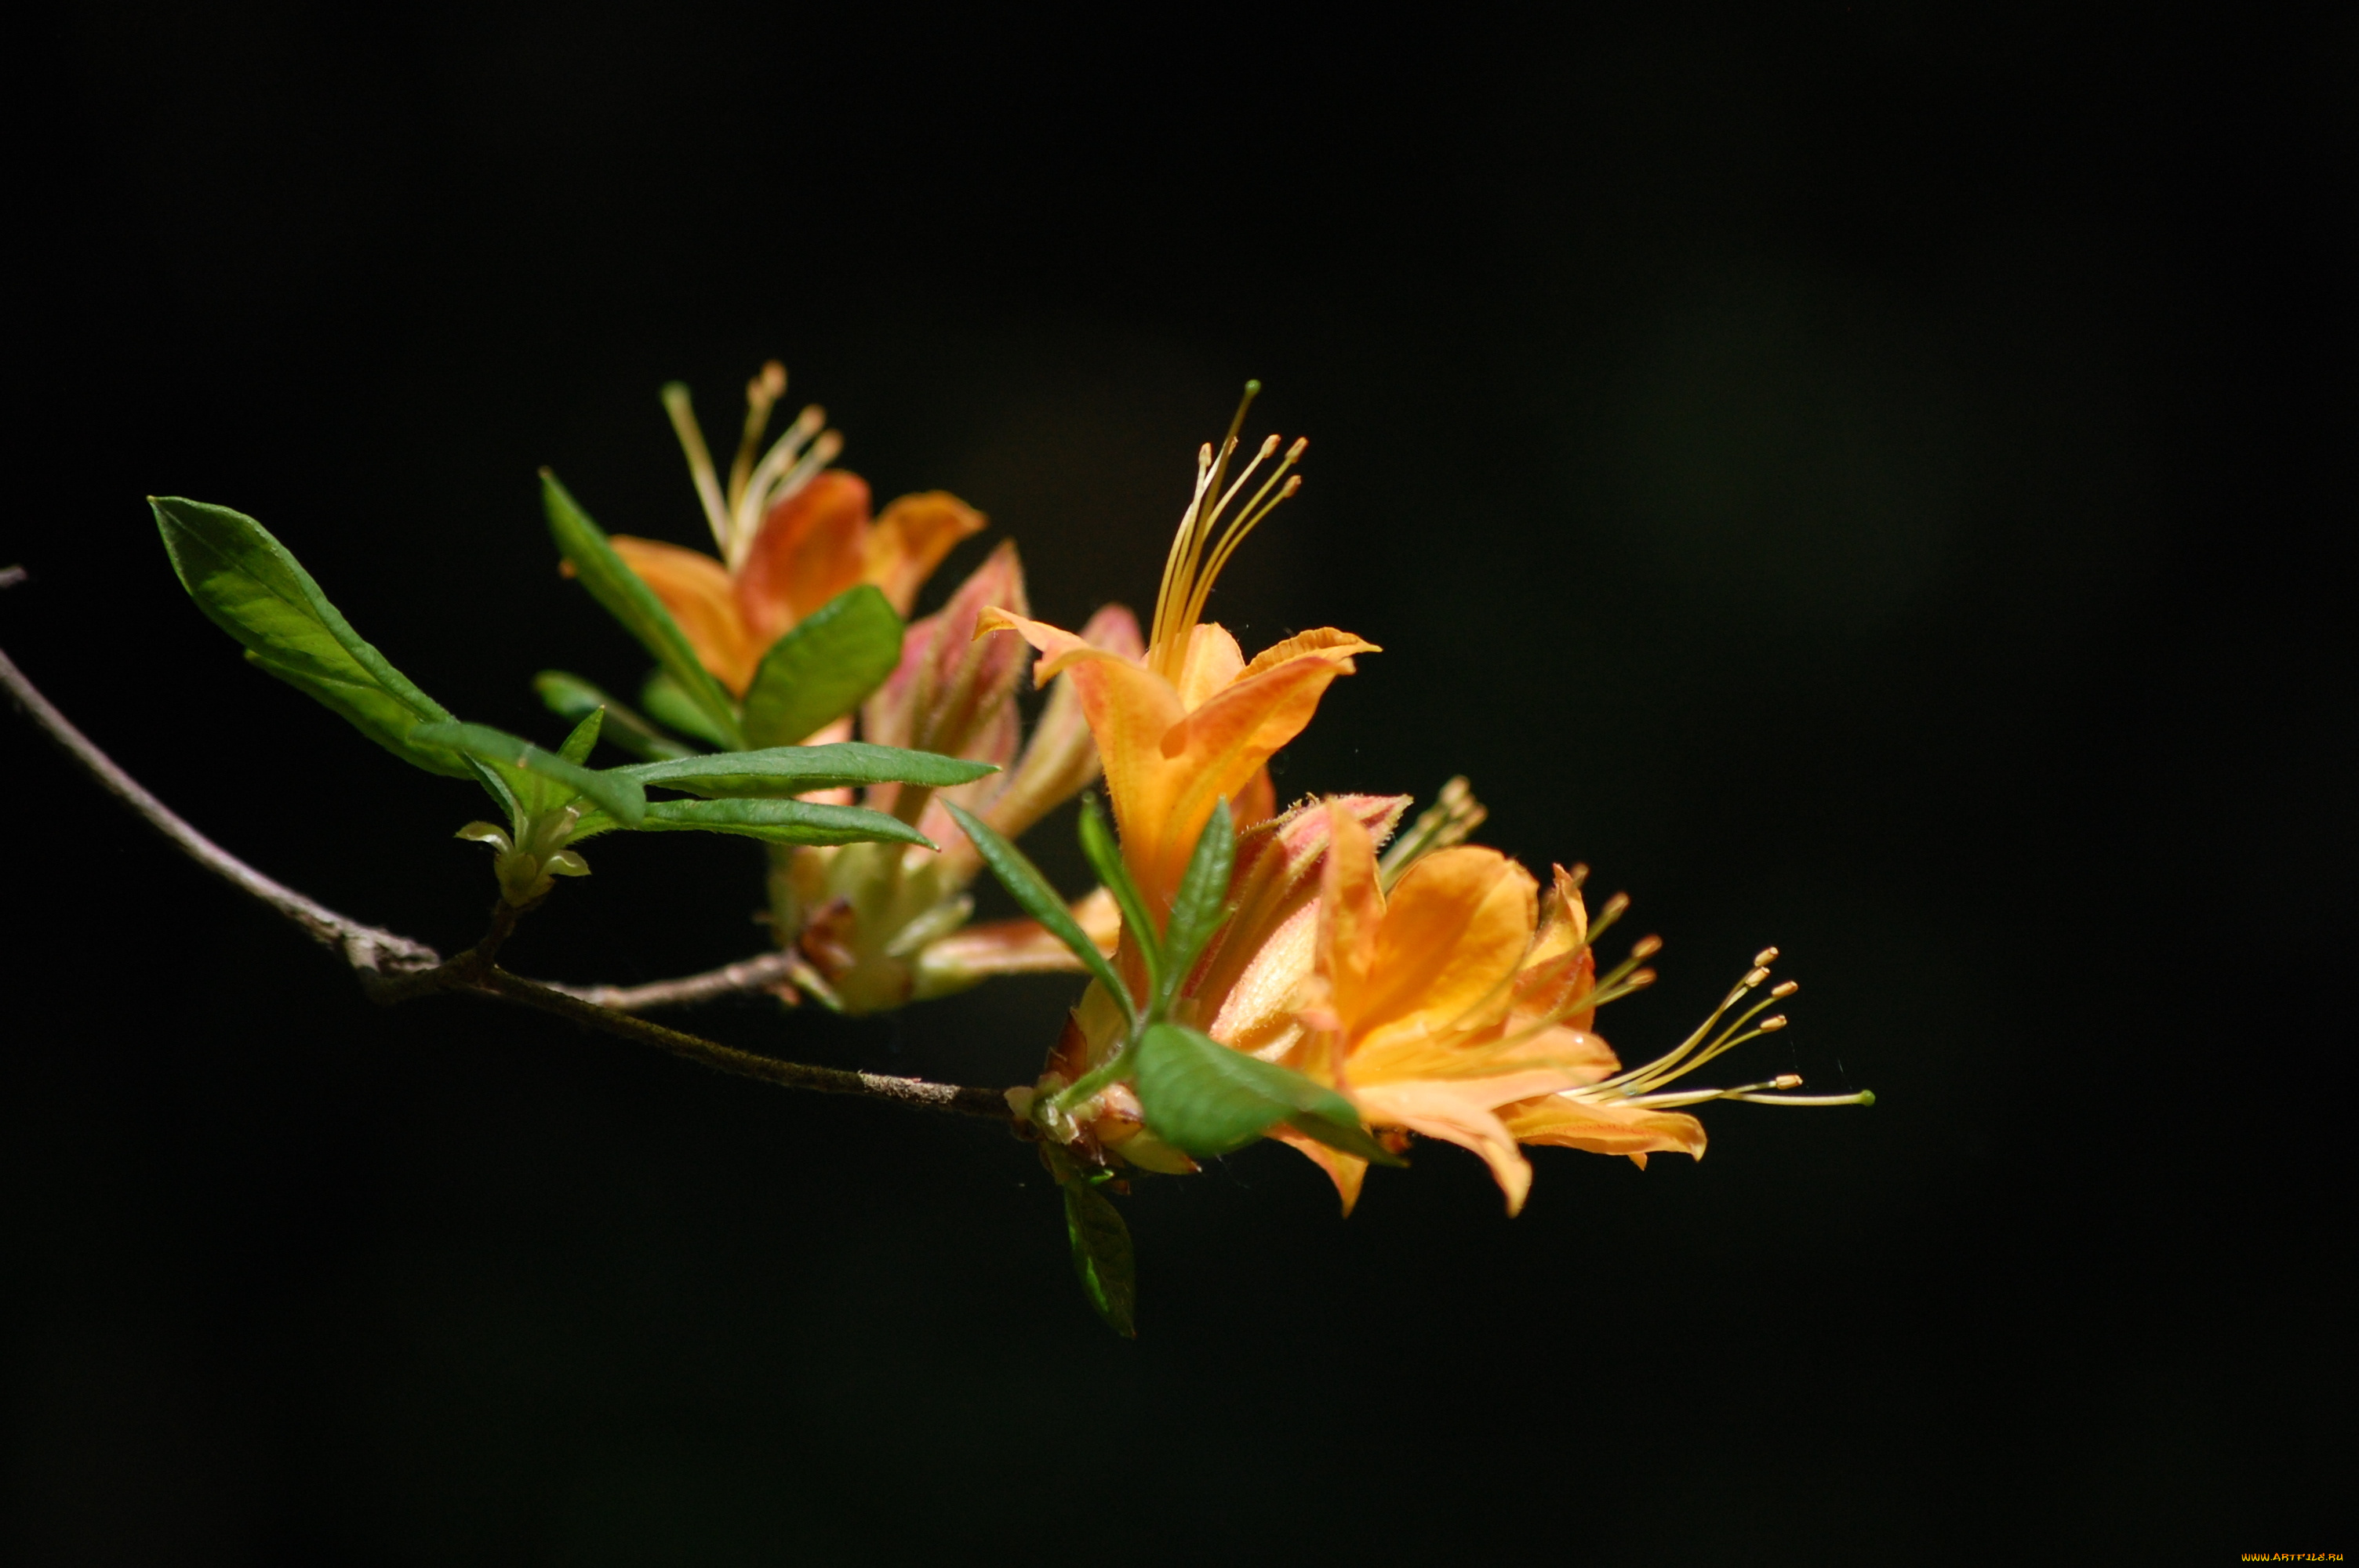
[1150,446,1216,673]
[1149,384,1311,683]
[1585,950,1776,1096]
[730,408,836,571]
[727,361,787,518]
[1185,461,1303,633]
[662,382,732,556]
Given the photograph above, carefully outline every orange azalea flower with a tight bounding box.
[606,363,985,698]
[1270,801,1668,1214]
[1270,800,1868,1213]
[976,397,1373,917]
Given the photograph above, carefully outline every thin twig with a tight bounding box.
[0,615,440,982]
[1,572,1016,1123]
[543,949,800,1011]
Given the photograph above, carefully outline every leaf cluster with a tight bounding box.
[151,495,987,874]
[948,797,1401,1334]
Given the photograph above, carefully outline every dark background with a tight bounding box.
[3,5,2349,1563]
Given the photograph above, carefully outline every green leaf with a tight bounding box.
[1061,1180,1137,1338]
[1132,1022,1402,1165]
[641,670,736,749]
[576,797,936,848]
[409,720,648,828]
[540,470,743,748]
[153,497,470,778]
[1076,794,1161,1003]
[1159,797,1234,1011]
[534,671,696,762]
[740,585,906,749]
[617,742,995,800]
[943,802,1135,1028]
[556,706,604,764]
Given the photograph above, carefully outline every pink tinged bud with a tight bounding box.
[864,542,1032,816]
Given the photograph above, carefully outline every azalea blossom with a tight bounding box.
[984,392,1866,1205]
[608,362,985,699]
[783,539,1145,1011]
[977,398,1374,916]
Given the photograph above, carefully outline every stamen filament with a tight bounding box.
[662,382,732,557]
[1724,1090,1876,1106]
[1185,471,1301,633]
[729,404,830,564]
[1147,385,1312,684]
[728,361,787,517]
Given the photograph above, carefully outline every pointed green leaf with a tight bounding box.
[573,796,936,848]
[640,670,736,749]
[154,497,470,778]
[409,720,647,827]
[535,671,696,762]
[741,584,906,749]
[1159,797,1234,1011]
[943,801,1135,1027]
[1061,1180,1137,1338]
[540,470,743,748]
[1132,1022,1403,1165]
[556,706,604,764]
[1076,794,1161,1003]
[617,742,995,800]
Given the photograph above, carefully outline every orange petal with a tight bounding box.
[977,607,1192,895]
[1485,1022,1621,1085]
[1241,626,1382,680]
[980,603,1143,849]
[1351,847,1537,1058]
[1315,801,1388,1030]
[1500,1093,1709,1163]
[737,470,872,645]
[1270,1123,1370,1216]
[1350,1079,1544,1216]
[866,490,987,615]
[1205,898,1317,1059]
[1173,622,1246,710]
[607,536,759,694]
[1234,766,1276,829]
[1138,649,1365,906]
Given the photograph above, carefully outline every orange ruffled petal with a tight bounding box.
[867,491,987,615]
[1498,1093,1709,1170]
[737,470,872,647]
[607,535,761,695]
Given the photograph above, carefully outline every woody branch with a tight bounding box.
[0,565,1013,1123]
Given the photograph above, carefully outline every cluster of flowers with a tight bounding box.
[583,368,1869,1254]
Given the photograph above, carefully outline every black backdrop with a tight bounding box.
[3,6,2348,1563]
